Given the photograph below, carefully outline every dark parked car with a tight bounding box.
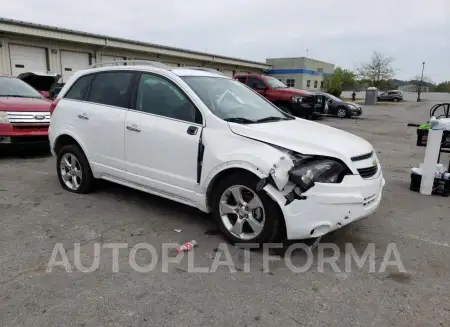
[314,92,362,118]
[378,90,403,102]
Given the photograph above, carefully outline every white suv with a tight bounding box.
[49,61,385,244]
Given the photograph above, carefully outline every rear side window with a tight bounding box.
[85,72,135,108]
[64,75,94,100]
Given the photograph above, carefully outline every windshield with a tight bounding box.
[262,76,288,88]
[0,77,43,98]
[182,76,289,122]
[325,93,342,102]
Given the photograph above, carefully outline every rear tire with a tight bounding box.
[211,172,284,244]
[56,144,94,194]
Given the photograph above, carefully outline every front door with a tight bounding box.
[125,72,204,202]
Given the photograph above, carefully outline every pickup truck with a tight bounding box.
[234,74,319,119]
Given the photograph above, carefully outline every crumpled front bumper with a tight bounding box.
[264,170,385,240]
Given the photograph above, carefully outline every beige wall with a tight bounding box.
[0,34,265,77]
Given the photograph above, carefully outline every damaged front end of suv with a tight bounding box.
[256,150,352,205]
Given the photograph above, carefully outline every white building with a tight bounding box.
[0,18,270,82]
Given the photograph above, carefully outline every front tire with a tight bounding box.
[211,172,284,244]
[393,98,399,102]
[56,144,94,194]
[336,107,348,118]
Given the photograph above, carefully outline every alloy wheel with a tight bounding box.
[337,108,347,118]
[60,153,82,191]
[219,185,265,241]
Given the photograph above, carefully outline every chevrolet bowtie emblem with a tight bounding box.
[372,158,377,166]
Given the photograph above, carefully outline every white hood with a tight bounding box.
[228,118,373,162]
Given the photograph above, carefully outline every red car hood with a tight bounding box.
[275,87,314,96]
[0,97,51,112]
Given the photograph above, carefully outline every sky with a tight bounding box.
[3,0,450,82]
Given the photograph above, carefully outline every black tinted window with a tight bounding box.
[64,75,93,100]
[135,74,202,124]
[236,77,246,83]
[86,72,134,108]
[247,77,266,89]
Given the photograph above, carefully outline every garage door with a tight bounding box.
[9,44,48,76]
[101,55,125,65]
[60,51,90,82]
[222,69,234,77]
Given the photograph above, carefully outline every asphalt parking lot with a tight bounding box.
[1,101,450,327]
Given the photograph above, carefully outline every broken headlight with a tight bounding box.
[289,159,349,192]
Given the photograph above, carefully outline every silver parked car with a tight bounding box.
[377,90,403,102]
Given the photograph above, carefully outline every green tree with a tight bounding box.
[435,81,450,93]
[357,52,395,87]
[324,67,356,97]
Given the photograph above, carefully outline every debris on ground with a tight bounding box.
[176,240,197,253]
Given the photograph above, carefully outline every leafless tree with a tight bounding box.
[410,75,433,93]
[357,52,395,87]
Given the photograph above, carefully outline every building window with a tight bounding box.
[317,68,323,73]
[286,79,295,87]
[306,80,311,88]
[314,80,318,88]
[320,81,324,89]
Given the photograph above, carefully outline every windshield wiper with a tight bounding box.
[255,116,291,123]
[224,117,255,124]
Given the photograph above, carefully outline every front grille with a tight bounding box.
[351,151,373,161]
[358,165,378,178]
[6,111,51,124]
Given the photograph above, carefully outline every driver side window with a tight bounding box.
[135,74,202,124]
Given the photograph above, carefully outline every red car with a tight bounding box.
[234,74,319,119]
[0,75,51,146]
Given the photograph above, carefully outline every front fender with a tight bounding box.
[201,159,269,193]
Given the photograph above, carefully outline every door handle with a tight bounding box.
[77,113,89,120]
[186,126,198,135]
[126,125,141,132]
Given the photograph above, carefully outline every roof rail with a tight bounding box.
[89,60,171,69]
[182,67,225,76]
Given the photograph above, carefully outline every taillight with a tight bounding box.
[50,99,60,116]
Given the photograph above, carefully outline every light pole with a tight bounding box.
[417,62,425,102]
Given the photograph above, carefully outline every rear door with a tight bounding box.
[124,72,203,202]
[66,71,135,177]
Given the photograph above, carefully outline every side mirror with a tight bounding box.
[328,99,333,104]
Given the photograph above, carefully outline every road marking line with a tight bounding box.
[396,233,450,248]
